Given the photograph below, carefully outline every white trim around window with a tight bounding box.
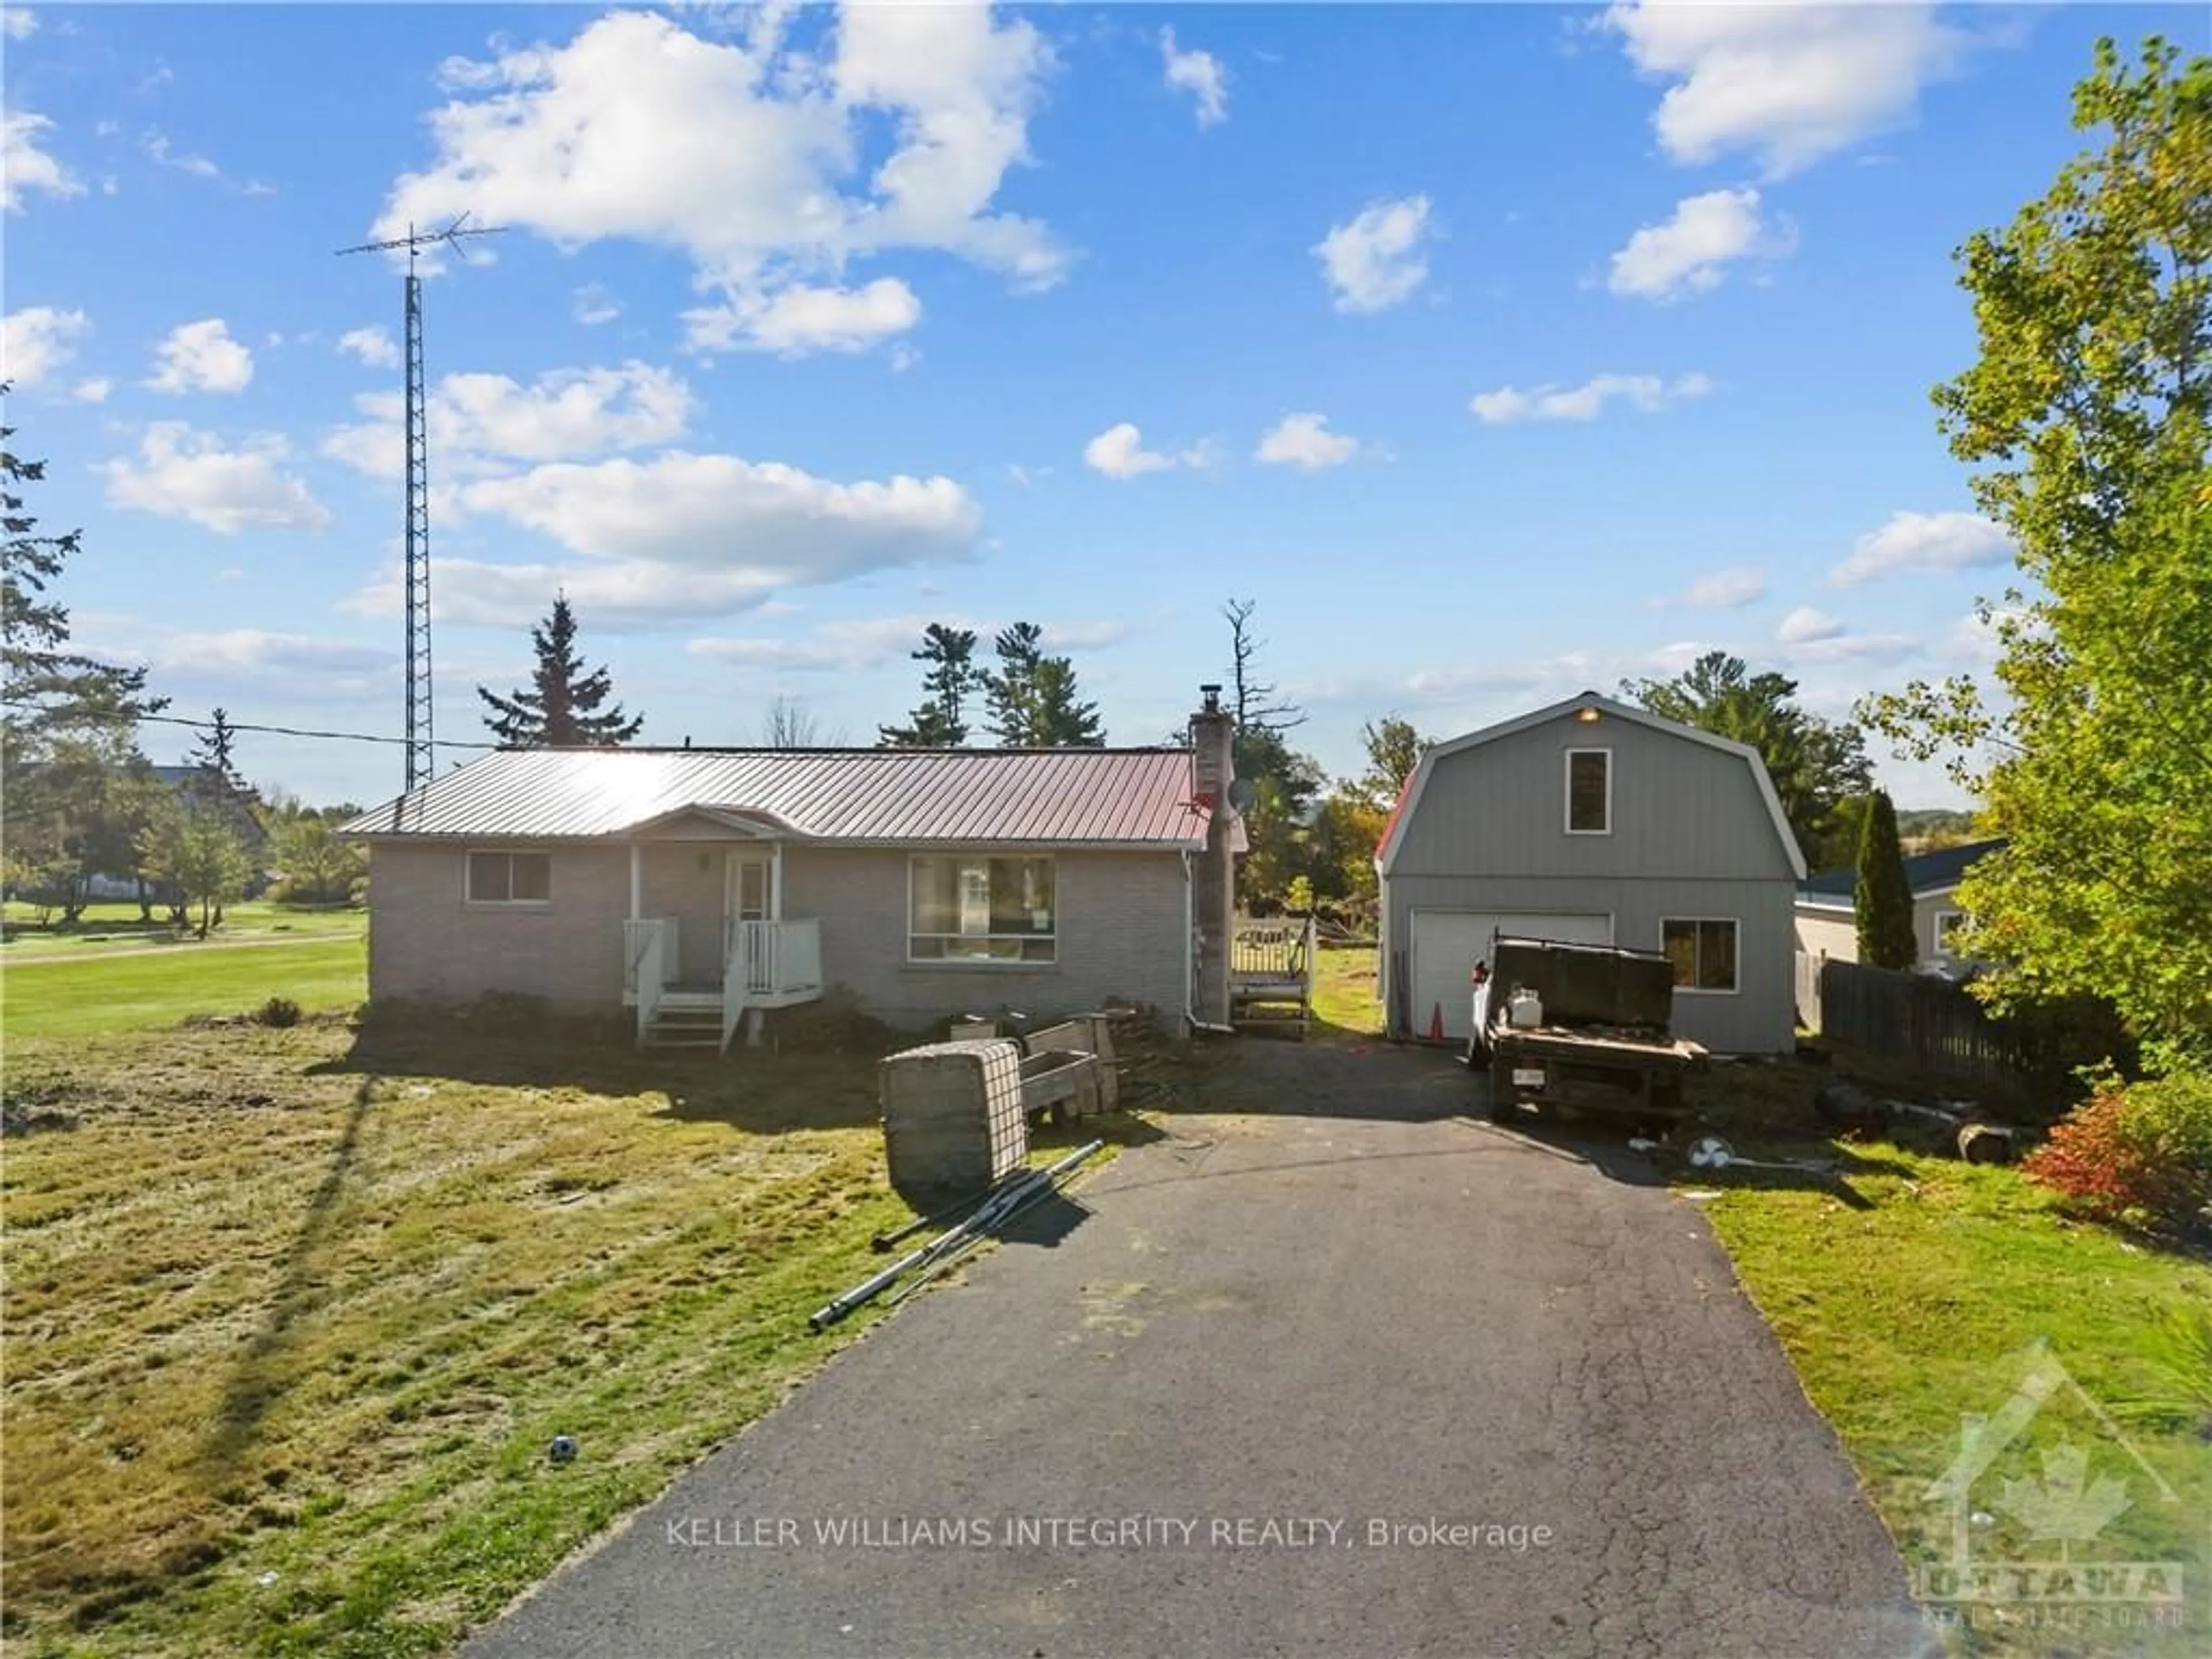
[906,853,1058,965]
[1662,916,1740,994]
[1933,908,1967,956]
[466,849,552,906]
[1565,748,1612,835]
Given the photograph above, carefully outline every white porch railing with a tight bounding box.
[728,918,824,997]
[623,916,679,998]
[629,919,671,1045]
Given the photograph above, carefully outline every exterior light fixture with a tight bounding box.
[1575,707,1601,724]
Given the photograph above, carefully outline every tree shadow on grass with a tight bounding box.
[203,1076,377,1472]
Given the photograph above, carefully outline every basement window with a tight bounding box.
[467,851,552,905]
[1662,918,1738,994]
[1565,749,1611,835]
[910,856,1055,963]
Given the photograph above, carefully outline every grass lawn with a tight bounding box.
[3,937,368,1041]
[1312,944,1384,1040]
[1683,1060,2212,1657]
[2,902,366,960]
[2,1016,934,1658]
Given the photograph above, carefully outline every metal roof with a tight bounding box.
[340,747,1214,849]
[1798,836,2006,907]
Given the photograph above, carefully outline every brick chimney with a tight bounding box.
[1189,684,1238,1028]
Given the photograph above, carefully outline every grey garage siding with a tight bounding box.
[1388,713,1798,884]
[1386,873,1796,1054]
[1380,700,1801,1054]
[366,841,1191,1033]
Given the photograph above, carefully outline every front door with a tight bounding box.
[725,852,771,974]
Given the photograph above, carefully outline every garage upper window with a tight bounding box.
[1663,918,1737,993]
[1565,749,1611,835]
[467,851,551,905]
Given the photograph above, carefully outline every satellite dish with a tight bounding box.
[1226,778,1257,812]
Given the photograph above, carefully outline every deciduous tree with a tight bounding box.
[1859,36,2212,1067]
[477,594,643,748]
[139,800,253,938]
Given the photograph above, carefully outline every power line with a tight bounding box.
[127,711,501,753]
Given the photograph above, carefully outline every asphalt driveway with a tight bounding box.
[465,1042,1926,1659]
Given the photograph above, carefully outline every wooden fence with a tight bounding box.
[1807,955,2035,1094]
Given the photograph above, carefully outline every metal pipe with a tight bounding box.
[886,1144,1100,1309]
[808,1141,1105,1332]
[872,1184,999,1253]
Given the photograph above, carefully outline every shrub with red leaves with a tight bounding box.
[2022,1075,2212,1235]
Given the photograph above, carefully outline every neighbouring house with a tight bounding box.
[1374,690,1805,1055]
[1793,836,2006,976]
[340,688,1245,1050]
[26,763,270,906]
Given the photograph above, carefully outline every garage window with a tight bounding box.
[1565,749,1611,835]
[1663,918,1737,993]
[467,850,551,905]
[910,855,1056,963]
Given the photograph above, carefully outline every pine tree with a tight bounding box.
[982,623,1105,747]
[187,707,245,791]
[878,624,981,748]
[477,594,643,748]
[1855,790,1918,970]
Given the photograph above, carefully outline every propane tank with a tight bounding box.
[1508,987,1543,1029]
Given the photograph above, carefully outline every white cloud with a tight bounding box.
[157,628,396,678]
[2,9,37,40]
[1604,1,1971,178]
[461,452,977,568]
[573,283,622,326]
[1313,195,1431,314]
[1783,631,1919,666]
[3,112,83,212]
[146,319,255,394]
[336,326,400,369]
[73,377,112,404]
[1650,567,1766,610]
[1777,606,1845,644]
[1083,422,1209,480]
[376,9,1068,354]
[100,424,332,534]
[1255,412,1362,470]
[1831,510,2014,586]
[323,361,696,479]
[683,277,921,356]
[1608,188,1793,301]
[142,131,275,196]
[1,305,89,387]
[1471,370,1711,423]
[357,451,986,628]
[1161,28,1228,128]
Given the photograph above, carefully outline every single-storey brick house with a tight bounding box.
[343,691,1244,1050]
[1374,691,1806,1055]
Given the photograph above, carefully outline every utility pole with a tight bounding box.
[337,213,506,791]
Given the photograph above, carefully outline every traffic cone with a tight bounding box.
[1428,1002,1445,1043]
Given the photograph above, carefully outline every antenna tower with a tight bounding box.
[337,214,507,790]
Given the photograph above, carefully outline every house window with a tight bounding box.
[467,851,551,905]
[910,856,1056,962]
[1662,918,1738,993]
[1565,749,1611,835]
[1934,910,1967,955]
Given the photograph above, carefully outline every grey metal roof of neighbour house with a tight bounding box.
[339,747,1214,849]
[1797,837,2008,910]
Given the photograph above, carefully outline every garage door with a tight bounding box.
[1408,910,1613,1040]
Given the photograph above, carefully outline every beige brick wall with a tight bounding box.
[367,840,1192,1031]
[367,843,631,1010]
[782,846,1188,1033]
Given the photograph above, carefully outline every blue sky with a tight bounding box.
[5,2,2203,812]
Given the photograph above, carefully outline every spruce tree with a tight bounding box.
[1855,789,1918,970]
[477,594,643,748]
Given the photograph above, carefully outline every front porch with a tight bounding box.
[620,835,824,1052]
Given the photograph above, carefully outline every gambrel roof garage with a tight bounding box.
[1375,691,1806,1055]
